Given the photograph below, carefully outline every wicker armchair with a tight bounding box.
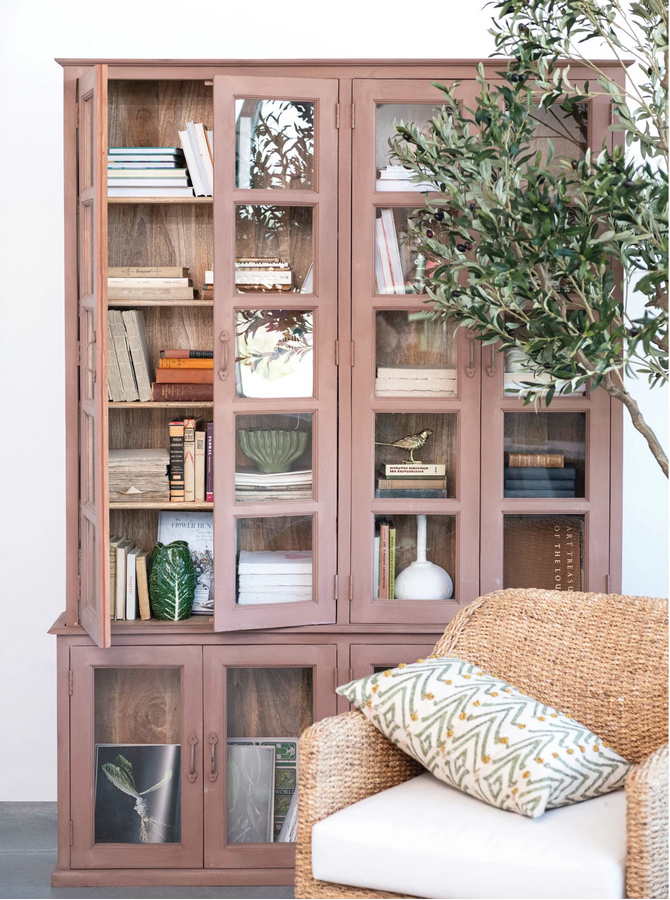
[296,589,669,900]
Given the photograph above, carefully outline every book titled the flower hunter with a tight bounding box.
[157,511,213,614]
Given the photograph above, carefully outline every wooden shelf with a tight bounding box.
[109,401,214,408]
[107,299,213,307]
[109,501,213,510]
[107,196,213,204]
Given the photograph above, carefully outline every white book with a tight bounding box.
[107,320,126,401]
[376,386,457,397]
[385,464,446,476]
[376,377,457,390]
[373,535,380,599]
[108,310,139,401]
[108,161,184,168]
[107,178,190,188]
[179,126,205,195]
[115,540,134,621]
[205,270,214,284]
[183,418,196,502]
[186,121,210,196]
[375,217,394,294]
[237,549,313,575]
[238,573,313,587]
[121,309,153,402]
[377,365,457,378]
[235,469,312,486]
[235,270,293,286]
[194,431,206,502]
[107,168,188,178]
[195,123,214,194]
[381,209,405,294]
[301,263,314,294]
[109,147,182,154]
[126,546,142,620]
[109,277,190,286]
[237,590,313,605]
[108,186,195,197]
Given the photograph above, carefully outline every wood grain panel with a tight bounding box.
[109,406,212,450]
[376,309,458,369]
[375,412,457,499]
[236,515,313,553]
[226,667,313,738]
[94,666,182,743]
[504,411,586,496]
[108,204,213,299]
[108,80,213,148]
[109,509,159,556]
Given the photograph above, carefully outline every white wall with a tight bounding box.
[0,0,666,801]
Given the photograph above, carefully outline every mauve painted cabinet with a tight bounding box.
[53,58,623,888]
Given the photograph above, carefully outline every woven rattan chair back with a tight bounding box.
[431,589,668,764]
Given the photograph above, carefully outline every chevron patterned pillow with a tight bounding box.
[337,657,631,818]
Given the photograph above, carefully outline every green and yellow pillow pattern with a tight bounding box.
[337,657,631,818]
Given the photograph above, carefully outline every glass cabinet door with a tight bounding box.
[70,645,203,869]
[203,643,337,868]
[349,80,481,624]
[213,77,339,631]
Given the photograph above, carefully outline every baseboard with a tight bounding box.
[51,866,295,888]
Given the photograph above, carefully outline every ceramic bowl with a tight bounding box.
[238,429,309,474]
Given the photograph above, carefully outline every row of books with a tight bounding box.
[109,535,151,620]
[237,549,313,606]
[375,463,447,499]
[235,468,313,502]
[375,364,457,398]
[109,265,195,301]
[376,165,437,192]
[169,420,214,502]
[375,209,407,295]
[374,518,396,599]
[504,466,577,498]
[107,147,194,198]
[179,122,214,196]
[155,349,215,402]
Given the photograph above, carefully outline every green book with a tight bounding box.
[389,527,396,600]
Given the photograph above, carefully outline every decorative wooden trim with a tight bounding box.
[52,867,295,887]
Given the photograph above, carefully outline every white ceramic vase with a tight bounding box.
[393,514,453,600]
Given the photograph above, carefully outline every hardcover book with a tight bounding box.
[508,454,565,468]
[503,516,583,592]
[168,421,185,502]
[155,368,213,384]
[385,464,446,477]
[152,383,213,402]
[157,511,213,614]
[121,309,153,402]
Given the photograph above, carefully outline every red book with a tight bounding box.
[379,524,390,599]
[155,368,214,384]
[151,383,213,401]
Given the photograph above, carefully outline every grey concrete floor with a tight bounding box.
[0,804,294,900]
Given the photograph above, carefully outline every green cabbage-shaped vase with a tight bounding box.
[149,541,196,620]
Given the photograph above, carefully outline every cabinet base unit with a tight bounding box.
[56,56,623,887]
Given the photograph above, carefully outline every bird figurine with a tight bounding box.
[375,429,434,464]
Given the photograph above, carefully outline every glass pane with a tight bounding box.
[236,413,313,501]
[236,99,314,190]
[236,515,313,605]
[376,310,458,397]
[376,102,444,181]
[94,667,182,844]
[375,413,455,499]
[529,103,588,170]
[504,347,586,397]
[235,309,313,398]
[505,413,586,498]
[373,514,455,601]
[235,205,313,293]
[374,207,447,295]
[227,667,312,843]
[503,515,585,591]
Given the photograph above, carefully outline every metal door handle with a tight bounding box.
[208,733,219,782]
[486,344,497,378]
[218,330,229,381]
[465,330,476,378]
[188,733,198,783]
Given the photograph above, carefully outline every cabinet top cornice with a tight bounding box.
[55,57,629,69]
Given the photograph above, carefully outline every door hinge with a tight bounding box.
[349,575,354,601]
[76,341,81,367]
[334,574,339,600]
[68,670,73,696]
[350,341,355,367]
[335,340,340,366]
[74,103,79,128]
[69,820,74,845]
[351,103,356,129]
[336,103,340,129]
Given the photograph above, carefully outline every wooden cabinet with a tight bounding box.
[53,57,622,888]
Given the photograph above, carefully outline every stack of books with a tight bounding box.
[109,449,170,502]
[202,269,214,301]
[107,308,152,402]
[376,463,447,499]
[235,258,293,292]
[375,365,457,397]
[109,535,151,620]
[235,469,312,502]
[178,121,214,196]
[376,165,437,192]
[109,266,195,302]
[505,454,576,498]
[374,518,396,599]
[168,419,213,503]
[375,209,406,294]
[107,147,193,197]
[237,550,313,605]
[152,350,214,402]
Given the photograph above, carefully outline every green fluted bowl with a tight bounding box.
[149,541,196,620]
[238,429,309,474]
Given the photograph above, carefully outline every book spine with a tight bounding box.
[126,554,138,620]
[115,548,127,621]
[206,422,214,502]
[121,309,153,402]
[106,321,126,402]
[109,540,117,619]
[108,267,189,278]
[508,453,565,468]
[375,489,447,498]
[157,358,214,369]
[109,277,190,286]
[151,383,213,402]
[108,310,139,401]
[385,464,446,476]
[373,535,380,599]
[504,489,576,498]
[194,431,206,502]
[155,368,214,384]
[161,349,214,359]
[108,287,195,300]
[389,527,396,600]
[379,524,390,599]
[169,420,185,502]
[378,478,447,490]
[183,418,196,502]
[136,554,151,621]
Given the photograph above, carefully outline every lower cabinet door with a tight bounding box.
[203,643,338,868]
[350,642,439,681]
[70,645,203,869]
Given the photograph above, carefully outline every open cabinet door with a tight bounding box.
[77,65,110,647]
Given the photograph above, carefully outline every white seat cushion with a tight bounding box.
[312,771,626,899]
